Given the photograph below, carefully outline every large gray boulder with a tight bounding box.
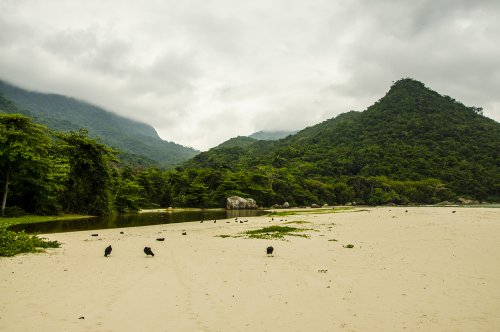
[226,196,258,209]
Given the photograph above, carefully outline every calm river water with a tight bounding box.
[10,209,268,234]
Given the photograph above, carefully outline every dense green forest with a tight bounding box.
[1,78,499,217]
[0,80,199,167]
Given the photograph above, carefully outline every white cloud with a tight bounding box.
[1,0,499,150]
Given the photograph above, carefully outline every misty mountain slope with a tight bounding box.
[184,78,500,200]
[0,80,199,167]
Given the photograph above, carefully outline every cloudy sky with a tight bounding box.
[1,0,499,150]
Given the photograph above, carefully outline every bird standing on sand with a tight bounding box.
[266,246,274,256]
[104,245,112,257]
[144,247,155,257]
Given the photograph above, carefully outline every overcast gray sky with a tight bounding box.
[1,0,499,150]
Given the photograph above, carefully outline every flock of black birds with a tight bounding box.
[103,244,155,257]
[103,242,273,258]
[101,217,276,258]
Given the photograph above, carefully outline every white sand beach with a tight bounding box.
[1,207,500,331]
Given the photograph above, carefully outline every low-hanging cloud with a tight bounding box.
[1,0,499,150]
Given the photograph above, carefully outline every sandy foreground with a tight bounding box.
[1,207,500,332]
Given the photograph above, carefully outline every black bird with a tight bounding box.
[200,220,204,223]
[452,211,456,213]
[144,247,155,257]
[266,246,274,256]
[104,245,112,257]
[214,220,217,223]
[92,233,99,237]
[156,237,165,241]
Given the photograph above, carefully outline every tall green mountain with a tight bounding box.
[185,78,500,204]
[0,80,199,167]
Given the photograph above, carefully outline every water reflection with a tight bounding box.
[10,209,268,234]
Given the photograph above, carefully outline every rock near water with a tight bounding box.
[226,196,258,209]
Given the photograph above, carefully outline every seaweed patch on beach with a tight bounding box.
[242,225,311,240]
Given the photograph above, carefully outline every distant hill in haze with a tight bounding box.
[214,136,258,149]
[248,130,297,140]
[211,130,297,150]
[183,78,500,205]
[0,80,199,167]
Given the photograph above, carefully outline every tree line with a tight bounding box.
[2,113,469,218]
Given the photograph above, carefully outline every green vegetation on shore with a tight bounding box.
[0,226,60,257]
[0,214,81,257]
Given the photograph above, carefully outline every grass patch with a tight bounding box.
[0,214,90,228]
[243,225,310,240]
[0,226,61,257]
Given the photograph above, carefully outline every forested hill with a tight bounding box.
[0,80,199,167]
[184,78,500,204]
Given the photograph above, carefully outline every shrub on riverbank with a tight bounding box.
[0,226,60,257]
